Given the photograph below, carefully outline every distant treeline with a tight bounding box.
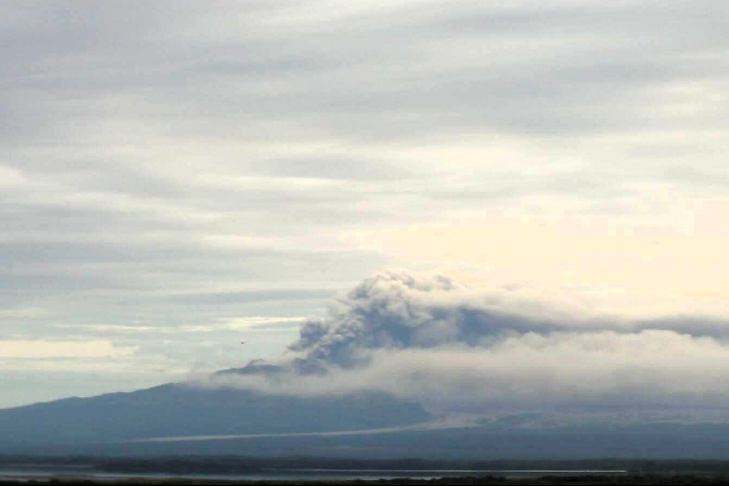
[6,455,729,475]
[7,473,729,485]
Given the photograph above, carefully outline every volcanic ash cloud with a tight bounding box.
[207,269,729,413]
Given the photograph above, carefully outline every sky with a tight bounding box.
[1,0,728,410]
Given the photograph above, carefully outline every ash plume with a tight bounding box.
[204,269,729,413]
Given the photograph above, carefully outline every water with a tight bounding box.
[0,465,628,482]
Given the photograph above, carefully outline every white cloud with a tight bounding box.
[220,316,308,330]
[211,330,729,412]
[0,339,137,359]
[51,317,307,335]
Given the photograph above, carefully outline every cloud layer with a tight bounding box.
[2,0,728,407]
[209,270,729,413]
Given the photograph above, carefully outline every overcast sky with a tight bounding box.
[2,0,728,409]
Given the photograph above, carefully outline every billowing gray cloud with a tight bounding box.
[208,270,729,413]
[287,269,729,367]
[288,269,598,366]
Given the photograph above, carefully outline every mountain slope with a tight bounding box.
[0,382,431,449]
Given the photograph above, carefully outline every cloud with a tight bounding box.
[287,269,729,367]
[52,316,307,335]
[213,331,729,412]
[288,269,600,366]
[0,339,137,359]
[206,270,729,413]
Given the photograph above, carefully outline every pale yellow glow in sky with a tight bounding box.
[346,198,729,318]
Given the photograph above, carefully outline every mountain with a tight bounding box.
[5,370,729,459]
[0,379,431,455]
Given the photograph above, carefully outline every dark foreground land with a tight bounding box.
[4,475,729,485]
[6,457,729,485]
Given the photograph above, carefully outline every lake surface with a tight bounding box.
[0,465,628,482]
